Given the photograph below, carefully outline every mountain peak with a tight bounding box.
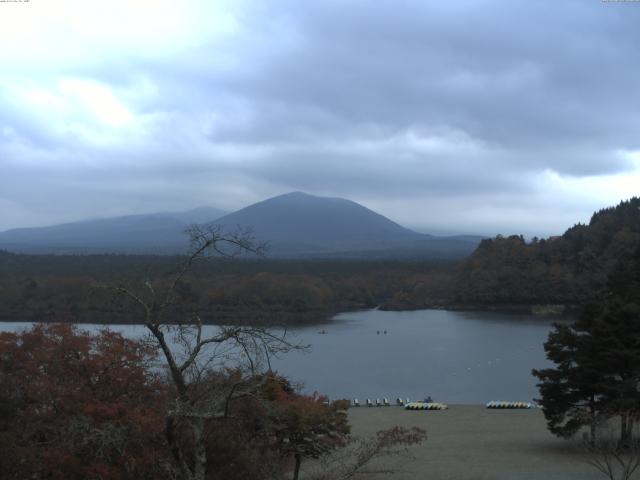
[276,191,314,199]
[214,192,422,254]
[266,191,344,203]
[0,194,481,259]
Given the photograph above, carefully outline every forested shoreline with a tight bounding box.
[0,253,454,325]
[1,198,638,325]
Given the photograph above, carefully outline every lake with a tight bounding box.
[0,309,559,404]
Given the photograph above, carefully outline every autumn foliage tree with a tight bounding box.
[0,324,167,479]
[264,377,350,480]
[250,375,425,480]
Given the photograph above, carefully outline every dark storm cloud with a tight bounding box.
[224,1,640,168]
[1,0,639,233]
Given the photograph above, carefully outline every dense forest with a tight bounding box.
[0,198,638,324]
[449,197,640,310]
[0,252,453,324]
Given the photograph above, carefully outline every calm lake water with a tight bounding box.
[0,309,559,404]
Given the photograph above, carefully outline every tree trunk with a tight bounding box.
[619,413,633,448]
[166,415,192,480]
[191,416,207,480]
[589,398,597,446]
[590,420,597,446]
[293,453,302,480]
[165,406,208,480]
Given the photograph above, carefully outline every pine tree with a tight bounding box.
[533,320,605,442]
[533,245,640,444]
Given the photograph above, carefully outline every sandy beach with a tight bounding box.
[346,405,612,480]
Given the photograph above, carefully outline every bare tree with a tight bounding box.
[583,417,640,480]
[114,224,298,480]
[305,426,426,480]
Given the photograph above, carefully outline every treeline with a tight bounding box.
[451,197,640,309]
[1,197,638,324]
[0,252,455,324]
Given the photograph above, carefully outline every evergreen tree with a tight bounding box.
[533,320,606,442]
[533,245,640,443]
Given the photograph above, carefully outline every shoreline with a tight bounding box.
[0,303,576,326]
[380,303,577,317]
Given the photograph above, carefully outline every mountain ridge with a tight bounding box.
[211,192,481,258]
[0,206,227,254]
[0,192,483,258]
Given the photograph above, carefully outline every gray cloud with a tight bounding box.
[1,0,639,234]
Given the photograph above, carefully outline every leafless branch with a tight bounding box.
[105,225,303,480]
[305,427,426,480]
[582,419,640,480]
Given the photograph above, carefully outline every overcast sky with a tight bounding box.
[1,0,639,236]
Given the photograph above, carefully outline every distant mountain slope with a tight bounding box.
[0,193,481,258]
[214,192,480,259]
[156,206,227,225]
[216,192,420,246]
[0,207,226,254]
[452,197,640,307]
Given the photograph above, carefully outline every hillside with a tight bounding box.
[0,207,227,254]
[214,192,481,259]
[0,193,482,259]
[450,197,640,308]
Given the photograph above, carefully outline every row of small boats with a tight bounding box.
[353,398,397,407]
[405,402,448,410]
[352,398,448,409]
[485,401,535,409]
[351,398,536,410]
